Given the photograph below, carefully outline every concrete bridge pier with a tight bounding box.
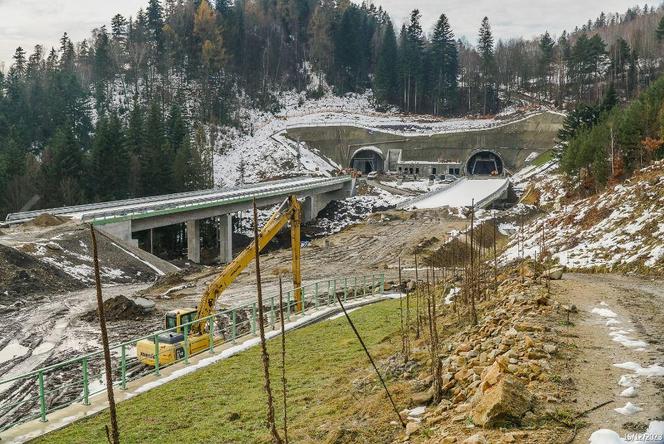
[303,196,316,223]
[186,220,201,263]
[219,214,233,264]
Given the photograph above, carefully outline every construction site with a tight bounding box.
[1,108,663,444]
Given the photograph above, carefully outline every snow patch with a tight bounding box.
[0,341,30,364]
[614,402,643,415]
[620,386,638,398]
[591,307,618,318]
[614,362,664,377]
[609,332,648,349]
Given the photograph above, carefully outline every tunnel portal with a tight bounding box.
[465,150,505,176]
[350,147,385,173]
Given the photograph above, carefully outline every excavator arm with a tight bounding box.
[192,195,302,334]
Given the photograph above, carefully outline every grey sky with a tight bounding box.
[0,0,645,69]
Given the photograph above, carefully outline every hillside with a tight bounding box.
[3,0,664,219]
[503,161,664,275]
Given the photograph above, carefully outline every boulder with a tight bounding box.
[405,421,420,437]
[462,434,488,444]
[471,375,533,427]
[479,361,503,392]
[548,268,564,280]
[411,389,433,405]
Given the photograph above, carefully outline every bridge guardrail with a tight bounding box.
[89,176,352,225]
[0,273,390,433]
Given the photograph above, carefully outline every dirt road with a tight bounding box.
[553,273,664,443]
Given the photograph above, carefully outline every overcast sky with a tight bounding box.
[0,0,643,69]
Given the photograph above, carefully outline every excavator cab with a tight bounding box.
[165,308,198,333]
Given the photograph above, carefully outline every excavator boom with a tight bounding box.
[136,195,303,367]
[192,196,302,333]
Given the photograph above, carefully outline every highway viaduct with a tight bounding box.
[5,176,355,264]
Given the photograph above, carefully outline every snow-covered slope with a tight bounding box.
[502,161,664,274]
[212,85,552,188]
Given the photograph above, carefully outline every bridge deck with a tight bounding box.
[411,177,510,209]
[6,176,351,225]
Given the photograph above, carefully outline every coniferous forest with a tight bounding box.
[1,0,664,218]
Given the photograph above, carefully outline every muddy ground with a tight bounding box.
[0,208,468,430]
[143,209,469,311]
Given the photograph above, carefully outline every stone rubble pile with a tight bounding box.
[402,265,568,442]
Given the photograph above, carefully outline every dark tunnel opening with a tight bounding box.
[466,151,504,176]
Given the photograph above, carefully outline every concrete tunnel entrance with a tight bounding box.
[350,147,385,173]
[466,150,504,176]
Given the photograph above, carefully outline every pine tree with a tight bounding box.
[59,33,76,72]
[146,0,165,71]
[40,126,84,206]
[400,10,425,112]
[173,138,193,191]
[538,32,555,99]
[558,104,601,144]
[373,20,400,108]
[111,14,128,42]
[141,101,174,195]
[478,17,497,114]
[333,5,366,93]
[93,26,113,108]
[591,131,609,188]
[166,103,188,153]
[617,102,645,170]
[430,13,458,115]
[656,16,664,42]
[601,84,618,112]
[91,112,129,200]
[11,47,27,77]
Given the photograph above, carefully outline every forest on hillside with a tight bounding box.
[1,0,664,218]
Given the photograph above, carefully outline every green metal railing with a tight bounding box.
[0,273,387,432]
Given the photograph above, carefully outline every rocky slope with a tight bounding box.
[393,263,579,443]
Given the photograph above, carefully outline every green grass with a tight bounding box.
[36,300,406,444]
[532,149,554,167]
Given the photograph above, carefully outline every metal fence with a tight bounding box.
[0,273,388,432]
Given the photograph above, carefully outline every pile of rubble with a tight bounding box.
[81,295,156,322]
[401,264,571,442]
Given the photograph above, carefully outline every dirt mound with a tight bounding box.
[0,244,85,302]
[29,213,67,227]
[13,225,160,286]
[81,295,153,322]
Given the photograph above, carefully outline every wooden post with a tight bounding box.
[415,254,420,339]
[493,211,498,296]
[252,200,283,444]
[469,200,478,326]
[90,225,120,444]
[398,257,405,359]
[278,276,289,444]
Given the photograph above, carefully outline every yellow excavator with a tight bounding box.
[136,196,302,367]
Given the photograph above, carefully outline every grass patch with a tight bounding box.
[532,149,554,167]
[36,300,407,444]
